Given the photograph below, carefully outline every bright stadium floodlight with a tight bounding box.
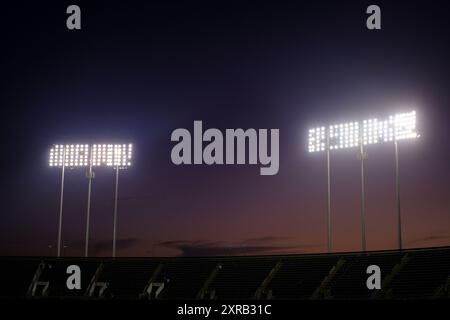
[49,143,133,258]
[308,111,418,252]
[308,111,418,153]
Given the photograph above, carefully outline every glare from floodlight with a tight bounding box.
[308,111,418,153]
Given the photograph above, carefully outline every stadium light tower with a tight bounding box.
[49,143,133,257]
[91,143,133,257]
[49,144,89,257]
[308,126,332,253]
[308,111,418,252]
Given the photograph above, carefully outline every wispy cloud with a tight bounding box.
[407,234,450,246]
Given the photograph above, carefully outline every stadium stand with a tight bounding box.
[208,257,277,299]
[270,254,340,299]
[389,247,450,299]
[0,246,449,299]
[98,259,160,299]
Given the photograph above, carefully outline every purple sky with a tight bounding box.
[1,1,449,257]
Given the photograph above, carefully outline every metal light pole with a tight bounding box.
[112,165,119,258]
[359,132,367,252]
[394,140,402,250]
[85,153,94,257]
[326,136,332,253]
[57,147,66,257]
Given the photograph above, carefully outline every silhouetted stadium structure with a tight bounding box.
[1,246,449,299]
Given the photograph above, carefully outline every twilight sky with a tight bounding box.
[1,0,449,257]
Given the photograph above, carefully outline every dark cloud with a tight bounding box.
[70,237,140,255]
[155,238,319,257]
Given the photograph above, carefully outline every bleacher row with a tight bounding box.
[0,246,449,299]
